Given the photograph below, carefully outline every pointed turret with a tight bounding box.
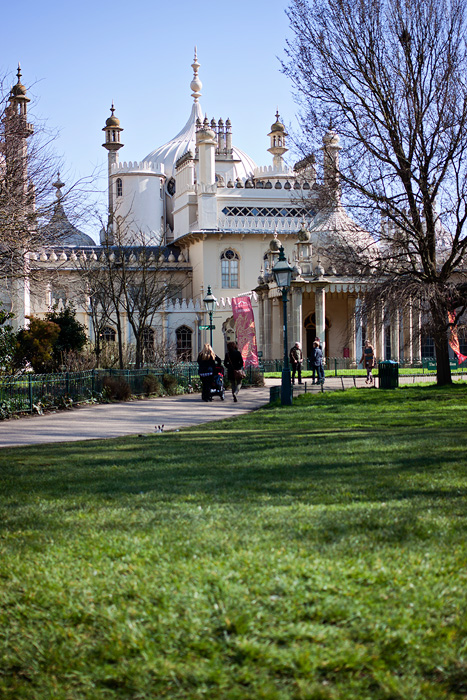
[3,64,34,199]
[268,110,288,169]
[102,103,124,237]
[321,125,341,200]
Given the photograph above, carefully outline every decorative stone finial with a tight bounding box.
[190,47,202,103]
[52,172,65,200]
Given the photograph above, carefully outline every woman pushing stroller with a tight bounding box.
[197,344,224,402]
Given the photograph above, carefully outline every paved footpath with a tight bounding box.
[0,374,437,448]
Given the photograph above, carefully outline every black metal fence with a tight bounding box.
[0,365,200,415]
[0,363,264,417]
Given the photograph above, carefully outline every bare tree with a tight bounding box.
[285,0,467,384]
[79,222,189,369]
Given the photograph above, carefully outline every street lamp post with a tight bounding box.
[272,246,293,406]
[203,285,217,347]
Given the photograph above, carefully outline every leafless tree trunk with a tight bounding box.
[285,0,467,384]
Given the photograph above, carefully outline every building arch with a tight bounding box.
[304,312,331,359]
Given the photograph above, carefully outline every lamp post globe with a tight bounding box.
[272,246,293,406]
[203,285,217,347]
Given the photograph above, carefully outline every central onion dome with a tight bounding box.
[143,51,257,180]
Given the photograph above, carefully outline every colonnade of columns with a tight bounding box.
[256,282,423,363]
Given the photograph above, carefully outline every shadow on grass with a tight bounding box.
[1,385,466,518]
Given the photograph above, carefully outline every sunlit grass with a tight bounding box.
[1,385,466,699]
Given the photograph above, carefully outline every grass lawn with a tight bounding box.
[1,385,467,699]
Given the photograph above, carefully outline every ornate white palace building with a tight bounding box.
[2,55,426,365]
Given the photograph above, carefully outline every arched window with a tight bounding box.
[221,249,239,289]
[176,325,193,360]
[101,327,116,343]
[116,178,123,197]
[141,328,155,364]
[143,328,154,352]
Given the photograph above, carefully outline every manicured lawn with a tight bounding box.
[1,385,467,699]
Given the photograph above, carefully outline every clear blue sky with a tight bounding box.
[2,0,300,240]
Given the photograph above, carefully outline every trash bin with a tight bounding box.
[269,386,281,402]
[378,360,399,389]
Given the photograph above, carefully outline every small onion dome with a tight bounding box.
[105,103,121,128]
[322,128,340,148]
[269,236,281,252]
[11,65,27,97]
[270,110,286,133]
[315,259,325,276]
[297,222,311,242]
[12,81,27,97]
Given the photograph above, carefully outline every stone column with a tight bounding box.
[355,296,363,364]
[263,292,272,359]
[290,285,303,349]
[413,303,422,363]
[391,309,400,361]
[405,302,414,365]
[376,303,385,362]
[347,294,356,364]
[256,291,265,357]
[314,284,326,355]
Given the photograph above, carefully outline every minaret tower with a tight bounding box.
[4,64,34,199]
[321,126,342,202]
[102,103,124,235]
[267,111,288,170]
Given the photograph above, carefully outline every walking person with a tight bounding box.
[289,341,303,384]
[197,344,222,402]
[312,340,325,385]
[360,339,375,384]
[224,341,244,402]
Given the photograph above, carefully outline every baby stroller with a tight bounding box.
[210,364,225,401]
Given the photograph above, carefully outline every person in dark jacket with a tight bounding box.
[224,341,244,402]
[197,343,222,402]
[312,340,325,385]
[289,341,303,384]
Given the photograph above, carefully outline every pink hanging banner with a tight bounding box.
[448,311,467,364]
[231,296,259,368]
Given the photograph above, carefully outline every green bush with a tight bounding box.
[143,374,162,396]
[161,373,179,395]
[102,376,132,401]
[249,367,265,386]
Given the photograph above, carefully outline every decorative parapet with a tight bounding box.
[217,216,303,232]
[165,298,202,312]
[28,247,191,266]
[254,163,292,177]
[163,291,258,313]
[111,160,165,176]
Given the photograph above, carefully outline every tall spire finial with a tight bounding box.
[53,172,65,200]
[190,47,202,103]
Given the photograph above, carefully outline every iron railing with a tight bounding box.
[0,363,264,417]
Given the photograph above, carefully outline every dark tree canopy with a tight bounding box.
[285,0,467,384]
